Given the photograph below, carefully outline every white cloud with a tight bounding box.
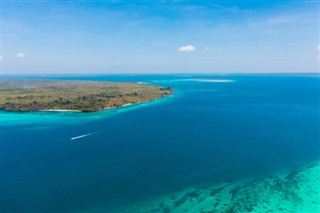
[0,56,2,61]
[317,44,320,51]
[16,52,25,59]
[265,46,271,51]
[204,46,209,50]
[178,45,195,52]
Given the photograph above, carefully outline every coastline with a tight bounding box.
[0,92,176,127]
[38,103,136,113]
[99,91,175,112]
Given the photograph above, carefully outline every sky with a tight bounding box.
[1,0,320,74]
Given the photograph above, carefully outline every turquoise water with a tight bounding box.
[1,74,320,212]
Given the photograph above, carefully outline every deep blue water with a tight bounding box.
[1,74,320,212]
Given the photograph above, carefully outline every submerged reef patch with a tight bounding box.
[120,163,320,213]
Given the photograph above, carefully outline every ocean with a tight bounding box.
[1,74,320,212]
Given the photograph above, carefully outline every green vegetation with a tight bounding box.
[0,79,173,112]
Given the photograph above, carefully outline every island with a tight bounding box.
[0,79,173,112]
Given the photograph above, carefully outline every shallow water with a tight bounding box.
[1,74,320,212]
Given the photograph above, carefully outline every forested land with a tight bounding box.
[0,79,173,112]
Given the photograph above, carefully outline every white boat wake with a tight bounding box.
[70,123,130,141]
[70,133,93,140]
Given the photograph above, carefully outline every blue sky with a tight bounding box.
[2,0,319,74]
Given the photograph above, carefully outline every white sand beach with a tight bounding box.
[41,109,81,112]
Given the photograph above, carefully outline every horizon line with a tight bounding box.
[1,72,319,76]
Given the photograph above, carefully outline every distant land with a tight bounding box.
[0,79,173,112]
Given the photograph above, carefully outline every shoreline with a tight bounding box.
[39,103,134,113]
[41,109,81,112]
